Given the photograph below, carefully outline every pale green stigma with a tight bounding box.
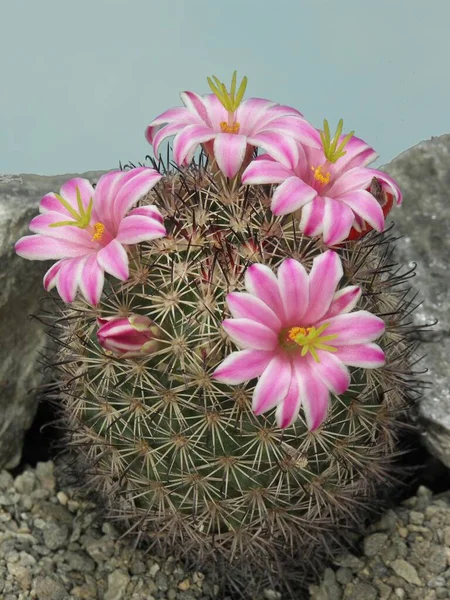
[49,187,94,229]
[207,71,248,113]
[320,119,354,164]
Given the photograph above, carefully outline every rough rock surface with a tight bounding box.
[381,134,450,466]
[310,485,450,600]
[0,171,106,469]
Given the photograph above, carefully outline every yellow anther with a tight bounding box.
[311,165,331,185]
[284,323,338,363]
[220,121,241,134]
[92,222,105,241]
[288,326,311,340]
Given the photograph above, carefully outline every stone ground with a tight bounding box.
[309,488,450,600]
[1,461,450,599]
[0,462,218,600]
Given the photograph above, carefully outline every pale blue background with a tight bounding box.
[1,0,449,175]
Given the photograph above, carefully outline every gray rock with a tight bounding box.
[342,581,378,600]
[0,170,107,469]
[33,575,68,600]
[381,134,450,466]
[104,569,130,600]
[390,558,424,586]
[43,522,69,550]
[364,533,389,557]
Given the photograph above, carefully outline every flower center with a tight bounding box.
[281,322,338,363]
[49,186,94,230]
[311,165,331,185]
[220,121,240,134]
[91,222,105,241]
[208,71,247,136]
[320,118,354,164]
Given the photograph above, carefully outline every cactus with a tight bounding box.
[16,73,424,598]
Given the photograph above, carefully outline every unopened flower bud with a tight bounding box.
[97,314,162,357]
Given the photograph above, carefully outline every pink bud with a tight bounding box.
[96,315,161,357]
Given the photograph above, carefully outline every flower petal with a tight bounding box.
[28,212,95,245]
[38,178,94,215]
[338,190,385,232]
[319,311,385,345]
[181,91,212,125]
[333,135,377,172]
[368,168,403,205]
[295,358,330,430]
[56,257,85,303]
[252,354,291,415]
[262,116,322,148]
[300,196,325,237]
[15,234,91,260]
[322,286,362,319]
[116,214,166,244]
[151,122,188,156]
[212,349,274,384]
[271,177,317,216]
[334,343,385,368]
[322,198,355,246]
[303,250,343,324]
[241,156,294,185]
[226,292,282,331]
[247,131,298,170]
[93,170,129,233]
[245,263,285,317]
[330,167,376,197]
[43,260,63,291]
[79,254,105,305]
[307,352,350,395]
[277,258,309,323]
[275,374,302,429]
[213,133,248,178]
[234,98,278,133]
[173,124,215,165]
[128,205,164,223]
[222,318,278,350]
[147,105,198,129]
[113,167,163,225]
[96,239,129,281]
[59,178,95,212]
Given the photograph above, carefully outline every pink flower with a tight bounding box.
[15,167,166,305]
[97,314,162,357]
[145,71,321,179]
[213,251,385,430]
[242,119,402,246]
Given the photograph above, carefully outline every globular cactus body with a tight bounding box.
[15,73,423,598]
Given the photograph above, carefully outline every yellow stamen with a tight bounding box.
[285,322,338,363]
[220,121,241,134]
[91,222,105,241]
[311,165,331,185]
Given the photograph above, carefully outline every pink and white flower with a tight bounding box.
[242,119,402,246]
[15,167,166,305]
[145,71,321,179]
[213,251,385,430]
[97,314,162,357]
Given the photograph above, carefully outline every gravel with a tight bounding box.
[2,461,450,599]
[309,485,450,600]
[0,461,220,600]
